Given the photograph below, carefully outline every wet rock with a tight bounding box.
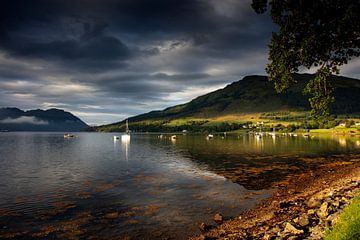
[283,222,303,235]
[341,196,349,203]
[279,201,293,209]
[298,214,309,227]
[317,202,328,219]
[263,233,272,240]
[351,180,359,186]
[332,200,340,208]
[105,212,119,219]
[307,209,316,215]
[213,213,224,224]
[287,236,298,240]
[218,229,226,236]
[306,197,321,208]
[326,212,340,226]
[309,225,324,240]
[198,222,210,232]
[198,235,211,240]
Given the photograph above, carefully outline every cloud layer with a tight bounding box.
[0,0,359,125]
[0,116,48,125]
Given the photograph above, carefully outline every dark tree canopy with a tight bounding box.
[252,0,360,120]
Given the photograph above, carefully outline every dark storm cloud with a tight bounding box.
[0,0,277,124]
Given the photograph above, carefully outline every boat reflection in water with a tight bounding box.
[121,134,130,161]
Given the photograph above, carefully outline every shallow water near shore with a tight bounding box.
[0,132,360,239]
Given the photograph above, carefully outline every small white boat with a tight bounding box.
[64,133,75,138]
[121,134,130,142]
[171,135,177,140]
[113,136,120,140]
[121,119,131,142]
[269,127,276,138]
[206,134,214,140]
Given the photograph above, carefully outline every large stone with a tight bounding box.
[213,213,224,224]
[263,233,273,240]
[327,212,340,226]
[283,222,304,235]
[307,209,316,215]
[309,225,324,240]
[307,197,321,208]
[298,214,310,227]
[332,200,340,208]
[317,202,329,219]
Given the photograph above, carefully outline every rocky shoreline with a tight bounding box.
[192,161,360,240]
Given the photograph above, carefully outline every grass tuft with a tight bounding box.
[324,194,360,240]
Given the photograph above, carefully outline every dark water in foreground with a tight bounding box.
[0,132,359,239]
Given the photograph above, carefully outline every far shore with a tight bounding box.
[191,158,360,240]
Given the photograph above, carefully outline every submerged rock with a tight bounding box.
[198,222,210,232]
[105,212,119,219]
[213,213,224,224]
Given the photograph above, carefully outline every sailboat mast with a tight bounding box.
[126,119,129,132]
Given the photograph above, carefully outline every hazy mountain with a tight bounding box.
[97,73,360,131]
[0,108,88,131]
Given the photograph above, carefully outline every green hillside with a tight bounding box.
[96,74,360,132]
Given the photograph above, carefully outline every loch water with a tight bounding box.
[0,132,359,239]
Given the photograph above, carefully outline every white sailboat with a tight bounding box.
[269,127,276,138]
[121,119,131,142]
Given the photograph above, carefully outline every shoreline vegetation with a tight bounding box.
[92,112,360,136]
[191,160,360,240]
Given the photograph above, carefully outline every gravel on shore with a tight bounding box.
[192,160,360,240]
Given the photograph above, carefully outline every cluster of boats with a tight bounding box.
[252,131,312,139]
[155,132,313,141]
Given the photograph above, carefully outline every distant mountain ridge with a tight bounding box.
[97,73,360,131]
[0,108,88,131]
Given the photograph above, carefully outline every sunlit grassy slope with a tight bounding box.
[324,194,360,240]
[96,74,360,132]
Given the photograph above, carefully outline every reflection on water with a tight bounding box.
[0,132,359,239]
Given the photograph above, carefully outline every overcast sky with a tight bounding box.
[0,0,359,125]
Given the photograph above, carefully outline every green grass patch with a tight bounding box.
[324,194,360,240]
[310,129,335,133]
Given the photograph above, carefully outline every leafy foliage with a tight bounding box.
[252,0,360,120]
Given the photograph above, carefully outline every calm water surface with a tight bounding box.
[0,132,360,239]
